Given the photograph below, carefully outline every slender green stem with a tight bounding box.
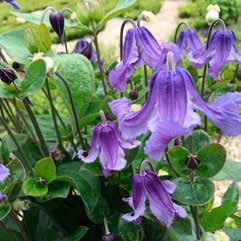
[0,115,31,172]
[11,100,39,144]
[232,64,239,90]
[55,71,85,149]
[0,48,7,63]
[45,79,64,151]
[174,22,188,43]
[22,99,49,156]
[0,221,18,241]
[90,21,107,95]
[165,151,181,177]
[190,206,202,240]
[0,99,21,132]
[10,211,31,241]
[63,31,69,54]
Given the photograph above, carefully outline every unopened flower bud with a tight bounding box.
[129,88,138,100]
[49,11,65,43]
[73,39,96,61]
[51,148,65,162]
[206,4,220,25]
[102,233,115,241]
[37,177,46,187]
[0,67,17,85]
[186,156,200,169]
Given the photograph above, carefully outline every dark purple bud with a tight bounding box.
[102,233,115,241]
[4,0,20,9]
[129,88,138,100]
[187,156,200,169]
[0,67,17,85]
[49,11,65,43]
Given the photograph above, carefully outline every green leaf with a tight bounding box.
[167,146,190,176]
[23,177,48,197]
[7,158,26,181]
[52,54,95,131]
[0,82,19,98]
[19,59,47,98]
[0,30,31,64]
[119,218,143,241]
[196,144,226,178]
[224,228,241,241]
[102,0,137,24]
[173,177,215,206]
[55,226,89,241]
[34,157,56,184]
[201,183,239,232]
[213,160,241,181]
[57,162,100,213]
[0,203,11,221]
[184,130,211,154]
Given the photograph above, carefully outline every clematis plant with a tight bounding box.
[0,1,241,241]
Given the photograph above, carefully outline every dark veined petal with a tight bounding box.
[99,122,127,176]
[109,28,142,92]
[78,124,101,163]
[182,68,241,136]
[49,11,65,43]
[0,164,10,183]
[122,174,146,223]
[110,74,159,140]
[136,27,162,69]
[144,172,186,227]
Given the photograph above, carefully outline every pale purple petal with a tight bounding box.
[122,174,146,223]
[144,172,178,227]
[173,203,187,218]
[0,192,7,202]
[161,180,177,194]
[4,0,20,9]
[144,121,189,161]
[0,164,10,183]
[78,125,101,163]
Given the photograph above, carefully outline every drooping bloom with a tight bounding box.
[4,0,20,9]
[109,26,162,92]
[110,52,241,160]
[73,39,97,62]
[200,29,241,80]
[78,112,139,176]
[0,67,17,85]
[122,166,186,227]
[0,164,10,183]
[49,11,65,44]
[176,29,206,67]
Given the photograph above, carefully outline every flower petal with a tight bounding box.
[0,164,10,183]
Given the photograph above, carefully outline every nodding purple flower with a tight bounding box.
[109,26,161,92]
[0,192,7,202]
[122,162,186,227]
[200,29,241,80]
[4,0,20,9]
[110,52,241,160]
[0,164,10,183]
[78,112,140,176]
[73,39,97,62]
[49,11,65,44]
[176,29,206,68]
[0,67,17,85]
[102,234,115,241]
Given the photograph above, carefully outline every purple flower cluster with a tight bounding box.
[79,23,241,227]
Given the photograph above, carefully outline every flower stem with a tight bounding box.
[22,99,49,156]
[90,21,107,95]
[55,71,85,149]
[0,221,18,241]
[165,151,181,177]
[190,206,202,240]
[0,115,32,172]
[63,31,69,54]
[45,79,64,151]
[174,22,188,43]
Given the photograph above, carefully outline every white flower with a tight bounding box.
[213,231,230,241]
[206,4,220,25]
